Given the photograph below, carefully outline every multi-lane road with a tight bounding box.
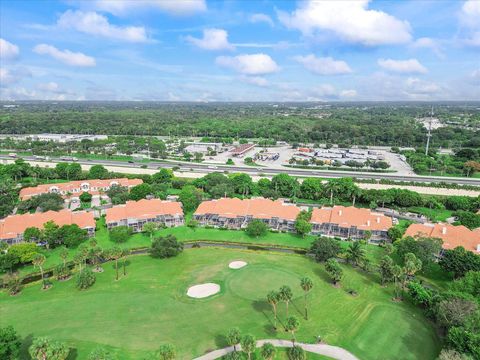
[2,155,480,186]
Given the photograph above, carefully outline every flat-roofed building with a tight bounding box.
[105,199,184,232]
[193,197,300,231]
[310,205,392,242]
[19,178,143,201]
[0,209,95,245]
[405,223,480,254]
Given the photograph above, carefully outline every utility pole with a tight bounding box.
[425,106,433,156]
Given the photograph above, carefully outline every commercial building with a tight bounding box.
[19,178,143,201]
[310,206,393,242]
[405,223,480,254]
[193,197,300,231]
[0,209,95,245]
[231,143,256,157]
[105,199,184,232]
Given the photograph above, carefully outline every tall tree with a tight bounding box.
[240,335,256,360]
[285,316,300,345]
[226,328,241,352]
[345,241,366,267]
[142,222,157,242]
[108,247,123,281]
[32,253,47,289]
[267,291,280,330]
[379,255,395,286]
[325,258,343,285]
[279,285,293,317]
[260,342,276,360]
[300,277,313,320]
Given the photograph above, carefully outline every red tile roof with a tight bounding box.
[310,206,393,231]
[194,197,300,221]
[19,178,143,200]
[405,223,480,254]
[0,209,95,240]
[105,199,183,223]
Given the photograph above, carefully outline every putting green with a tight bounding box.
[227,264,303,301]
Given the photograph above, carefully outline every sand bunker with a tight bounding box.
[187,283,220,298]
[229,261,247,269]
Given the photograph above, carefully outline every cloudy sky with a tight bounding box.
[0,0,479,101]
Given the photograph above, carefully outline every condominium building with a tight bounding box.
[19,178,143,201]
[310,206,393,242]
[105,199,184,232]
[193,197,300,231]
[405,223,480,254]
[0,209,95,245]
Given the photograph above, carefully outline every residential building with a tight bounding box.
[105,199,184,232]
[310,206,393,242]
[193,197,300,231]
[0,209,95,245]
[19,178,143,201]
[405,223,480,254]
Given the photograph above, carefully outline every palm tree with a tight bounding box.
[287,345,306,360]
[285,316,300,345]
[300,277,313,320]
[240,335,256,360]
[345,241,366,267]
[32,253,47,289]
[260,342,276,360]
[267,291,279,330]
[143,222,157,242]
[392,265,404,300]
[279,285,293,318]
[226,328,241,352]
[59,246,69,268]
[351,187,361,207]
[109,247,123,281]
[122,248,130,276]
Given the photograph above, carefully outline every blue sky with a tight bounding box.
[0,0,479,101]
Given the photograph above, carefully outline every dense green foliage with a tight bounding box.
[150,235,183,258]
[0,326,21,360]
[1,102,478,148]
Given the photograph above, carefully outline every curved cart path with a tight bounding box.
[194,339,359,360]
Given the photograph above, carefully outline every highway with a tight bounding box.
[2,155,480,186]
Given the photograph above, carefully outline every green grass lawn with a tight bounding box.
[0,248,441,360]
[407,207,453,222]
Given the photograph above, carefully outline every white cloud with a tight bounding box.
[460,0,480,28]
[340,89,358,98]
[186,28,234,50]
[57,10,147,42]
[90,0,206,16]
[378,58,427,74]
[412,37,444,58]
[459,0,480,46]
[471,68,480,80]
[0,38,19,60]
[405,77,440,95]
[294,54,352,75]
[36,82,60,92]
[216,54,280,75]
[240,76,269,87]
[278,0,412,46]
[33,44,96,67]
[249,13,274,27]
[464,32,480,47]
[0,67,31,87]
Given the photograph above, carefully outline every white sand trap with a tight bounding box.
[229,261,247,269]
[187,283,220,298]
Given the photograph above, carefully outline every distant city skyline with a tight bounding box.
[1,0,479,102]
